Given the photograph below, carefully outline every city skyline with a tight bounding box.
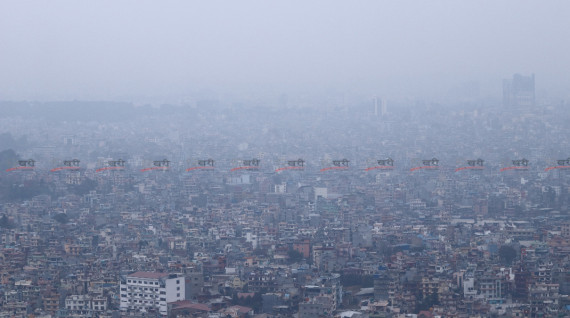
[1,1,569,102]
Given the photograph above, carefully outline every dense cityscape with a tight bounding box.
[2,1,570,317]
[1,73,570,317]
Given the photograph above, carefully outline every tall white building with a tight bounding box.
[314,187,328,200]
[374,97,387,117]
[120,272,185,316]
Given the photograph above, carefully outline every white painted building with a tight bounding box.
[274,183,287,193]
[314,187,328,200]
[120,272,185,316]
[65,294,107,316]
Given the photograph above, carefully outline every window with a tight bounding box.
[177,287,180,291]
[177,293,180,297]
[176,280,180,284]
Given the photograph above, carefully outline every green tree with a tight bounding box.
[499,245,517,265]
[253,247,266,256]
[7,180,53,201]
[235,225,243,238]
[0,214,14,229]
[287,249,304,263]
[138,240,149,251]
[232,291,263,313]
[54,213,69,224]
[340,274,375,288]
[70,178,97,195]
[415,293,439,313]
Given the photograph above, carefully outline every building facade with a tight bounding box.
[120,272,185,316]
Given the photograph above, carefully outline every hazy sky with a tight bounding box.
[1,1,569,102]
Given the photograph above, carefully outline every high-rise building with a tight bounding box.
[373,97,387,117]
[120,272,185,315]
[503,74,535,108]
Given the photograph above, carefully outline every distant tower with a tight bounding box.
[374,97,387,117]
[503,74,535,108]
[374,96,378,117]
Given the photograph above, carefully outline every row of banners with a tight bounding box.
[5,157,570,173]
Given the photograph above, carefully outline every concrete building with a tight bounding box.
[503,73,535,108]
[64,294,107,317]
[120,271,185,316]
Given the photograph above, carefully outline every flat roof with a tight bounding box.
[128,272,169,279]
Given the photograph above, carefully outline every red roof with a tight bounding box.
[128,271,169,279]
[237,292,255,299]
[418,311,434,318]
[227,305,253,314]
[170,300,211,312]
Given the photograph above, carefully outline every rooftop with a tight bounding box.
[127,271,169,279]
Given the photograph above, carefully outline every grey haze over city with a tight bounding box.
[1,0,569,102]
[3,2,570,318]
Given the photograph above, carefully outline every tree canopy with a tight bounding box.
[499,245,517,265]
[54,213,69,224]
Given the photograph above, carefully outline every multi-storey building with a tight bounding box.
[65,294,108,317]
[43,293,60,314]
[477,273,504,303]
[528,283,559,317]
[561,222,570,238]
[303,274,342,313]
[120,272,185,316]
